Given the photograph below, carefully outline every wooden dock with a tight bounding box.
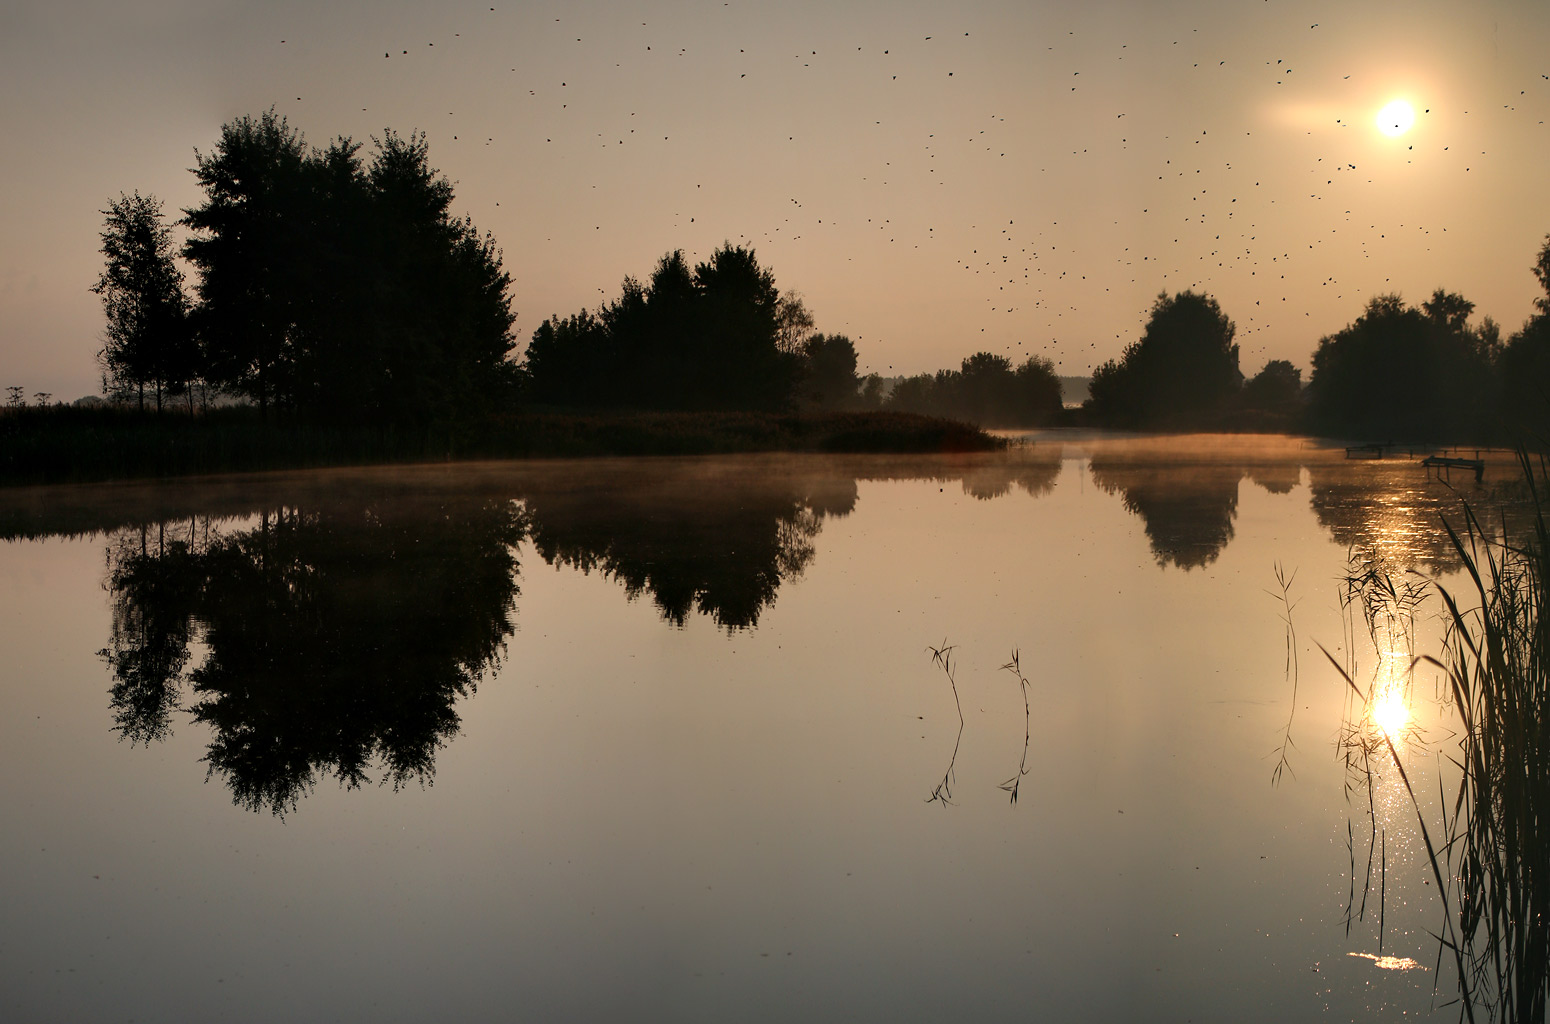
[1345,443,1386,459]
[1422,454,1485,482]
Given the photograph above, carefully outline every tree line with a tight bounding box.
[522,249,1066,426]
[92,111,1066,431]
[1081,239,1550,443]
[91,109,1550,442]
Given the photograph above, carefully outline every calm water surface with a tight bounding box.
[0,435,1531,1022]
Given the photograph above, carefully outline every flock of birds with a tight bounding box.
[266,3,1548,376]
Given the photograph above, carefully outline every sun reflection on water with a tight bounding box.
[1369,654,1412,743]
[1348,952,1425,971]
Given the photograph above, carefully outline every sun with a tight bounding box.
[1376,99,1416,137]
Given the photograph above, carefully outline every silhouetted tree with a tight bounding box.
[1309,291,1497,441]
[182,112,515,423]
[522,243,802,411]
[1241,359,1303,412]
[774,289,816,355]
[1500,317,1550,442]
[693,244,799,409]
[801,333,860,408]
[1499,236,1550,443]
[92,192,195,412]
[1087,290,1241,428]
[858,373,887,409]
[183,111,310,415]
[362,130,518,422]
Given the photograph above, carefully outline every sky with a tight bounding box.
[4,0,1549,400]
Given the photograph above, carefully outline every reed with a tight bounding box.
[999,650,1032,805]
[1427,452,1550,1023]
[925,641,963,805]
[1319,452,1550,1022]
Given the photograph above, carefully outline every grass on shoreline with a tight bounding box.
[0,405,1003,485]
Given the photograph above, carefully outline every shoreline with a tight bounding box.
[0,407,1005,487]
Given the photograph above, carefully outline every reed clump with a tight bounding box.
[1430,453,1550,1023]
[1315,453,1549,1021]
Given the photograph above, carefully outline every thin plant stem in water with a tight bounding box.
[1268,562,1300,786]
[1000,649,1032,805]
[926,640,963,806]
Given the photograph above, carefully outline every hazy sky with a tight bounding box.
[5,0,1549,399]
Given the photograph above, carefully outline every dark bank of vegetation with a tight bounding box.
[0,404,997,486]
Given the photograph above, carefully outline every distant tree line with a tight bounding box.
[883,352,1063,427]
[94,110,516,424]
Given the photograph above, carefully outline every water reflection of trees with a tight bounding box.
[1304,459,1540,575]
[16,454,1072,812]
[1086,444,1541,574]
[517,453,1060,629]
[1088,456,1249,569]
[521,465,839,631]
[99,498,525,814]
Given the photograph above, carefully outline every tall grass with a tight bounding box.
[1325,453,1550,1022]
[1427,454,1550,1023]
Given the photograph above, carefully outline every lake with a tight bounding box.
[0,434,1532,1022]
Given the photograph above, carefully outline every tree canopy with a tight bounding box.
[179,111,516,423]
[522,244,804,411]
[1308,290,1498,441]
[1086,290,1241,428]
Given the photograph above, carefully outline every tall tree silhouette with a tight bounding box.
[1087,290,1241,428]
[182,113,515,423]
[1499,237,1550,441]
[801,333,861,408]
[92,192,195,412]
[1309,292,1497,441]
[183,110,310,415]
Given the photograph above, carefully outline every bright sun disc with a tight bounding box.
[1376,100,1415,136]
[1373,688,1410,738]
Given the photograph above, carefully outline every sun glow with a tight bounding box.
[1376,99,1416,136]
[1371,683,1411,739]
